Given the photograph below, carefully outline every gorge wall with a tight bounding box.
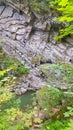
[0,1,73,94]
[0,2,73,68]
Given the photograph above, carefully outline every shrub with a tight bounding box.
[51,0,73,40]
[43,120,69,130]
[15,64,29,77]
[36,87,64,116]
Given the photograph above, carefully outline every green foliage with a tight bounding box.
[30,0,50,13]
[22,0,52,14]
[40,63,73,89]
[0,47,40,130]
[0,47,73,129]
[2,56,29,77]
[64,106,73,118]
[0,39,6,42]
[43,119,73,130]
[3,57,15,68]
[0,74,21,130]
[51,0,73,40]
[37,87,63,115]
[15,64,29,77]
[2,0,73,40]
[55,25,73,40]
[0,46,2,51]
[43,120,68,130]
[49,63,73,84]
[64,120,73,130]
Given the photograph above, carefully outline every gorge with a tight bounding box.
[0,1,73,94]
[0,1,73,130]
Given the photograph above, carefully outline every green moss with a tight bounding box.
[0,46,2,51]
[3,57,15,68]
[0,48,29,77]
[40,63,73,89]
[48,63,73,84]
[29,0,50,14]
[15,64,29,77]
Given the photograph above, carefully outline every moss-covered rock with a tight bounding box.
[39,63,73,90]
[31,56,40,66]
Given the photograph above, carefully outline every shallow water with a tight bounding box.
[17,92,36,107]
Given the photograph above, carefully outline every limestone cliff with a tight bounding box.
[0,1,73,68]
[0,1,73,94]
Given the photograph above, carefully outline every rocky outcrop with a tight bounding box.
[39,63,73,91]
[12,67,49,95]
[0,5,73,68]
[0,4,73,94]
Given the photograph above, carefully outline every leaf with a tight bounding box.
[34,118,42,124]
[59,0,68,7]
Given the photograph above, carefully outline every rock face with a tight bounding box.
[0,3,73,94]
[12,67,48,95]
[0,4,73,68]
